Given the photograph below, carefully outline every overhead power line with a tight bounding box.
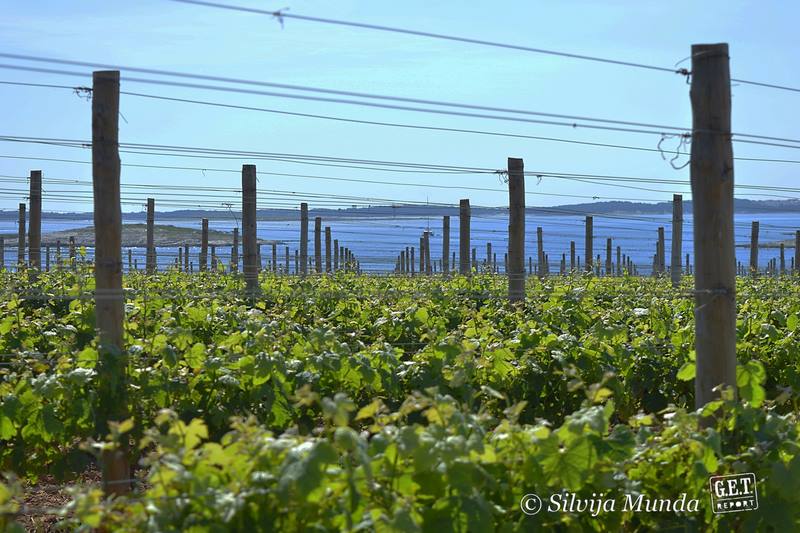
[169,0,800,95]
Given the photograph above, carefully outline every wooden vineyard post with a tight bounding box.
[424,231,432,275]
[92,70,129,495]
[294,250,299,274]
[17,203,25,269]
[29,170,42,272]
[284,246,289,274]
[325,227,332,273]
[536,226,545,279]
[0,237,4,270]
[749,221,759,276]
[507,157,525,301]
[231,227,239,272]
[184,243,189,272]
[145,198,156,274]
[780,243,785,274]
[300,203,309,276]
[242,164,259,297]
[690,43,737,410]
[459,199,470,275]
[486,242,492,273]
[399,250,406,274]
[420,236,426,273]
[314,217,322,274]
[405,246,411,274]
[657,227,666,275]
[584,216,593,274]
[671,194,683,287]
[272,242,278,274]
[605,238,612,277]
[442,215,450,276]
[44,244,49,271]
[200,219,209,272]
[796,231,800,274]
[616,246,621,276]
[334,239,339,271]
[570,241,576,273]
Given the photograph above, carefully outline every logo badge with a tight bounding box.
[520,494,543,515]
[709,473,758,514]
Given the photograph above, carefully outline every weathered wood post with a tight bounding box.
[405,246,411,274]
[459,199,470,275]
[410,246,415,276]
[690,43,737,410]
[670,194,683,286]
[780,243,786,274]
[146,198,155,274]
[570,241,576,273]
[17,203,25,269]
[507,157,525,301]
[325,227,332,273]
[184,243,189,272]
[796,230,800,273]
[92,70,129,495]
[537,226,545,279]
[231,227,239,272]
[45,244,50,271]
[314,217,322,274]
[616,246,621,276]
[284,246,289,274]
[400,250,406,274]
[294,249,299,274]
[29,170,42,272]
[472,248,477,271]
[272,241,278,274]
[333,238,339,271]
[585,216,593,274]
[424,231,432,275]
[420,236,426,273]
[300,203,309,276]
[657,226,666,274]
[242,164,259,296]
[200,219,209,272]
[749,221,759,276]
[605,238,612,277]
[442,215,450,276]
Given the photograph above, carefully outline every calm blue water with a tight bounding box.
[1,212,797,274]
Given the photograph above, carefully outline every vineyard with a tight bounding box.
[1,266,800,530]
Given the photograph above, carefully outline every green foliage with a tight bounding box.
[1,268,800,530]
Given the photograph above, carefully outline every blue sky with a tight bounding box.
[1,0,798,212]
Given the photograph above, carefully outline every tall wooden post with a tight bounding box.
[486,242,492,273]
[400,250,406,274]
[145,198,155,274]
[17,203,25,269]
[570,241,576,272]
[325,227,332,273]
[780,243,785,274]
[294,249,299,274]
[405,246,411,273]
[29,170,42,271]
[231,227,239,272]
[184,243,189,272]
[605,238,612,277]
[657,227,666,274]
[299,203,309,276]
[459,199,470,275]
[420,236,426,273]
[270,241,277,273]
[410,247,415,275]
[69,236,76,270]
[92,70,129,494]
[45,244,49,271]
[178,246,183,272]
[537,226,545,279]
[442,215,450,276]
[314,217,322,274]
[616,246,621,276]
[507,158,525,300]
[796,231,800,273]
[584,216,593,274]
[200,219,209,272]
[472,248,477,271]
[242,164,259,296]
[749,221,759,276]
[285,246,290,274]
[333,239,339,271]
[670,194,683,286]
[690,43,737,409]
[424,231,432,275]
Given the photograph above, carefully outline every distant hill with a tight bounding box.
[1,198,799,221]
